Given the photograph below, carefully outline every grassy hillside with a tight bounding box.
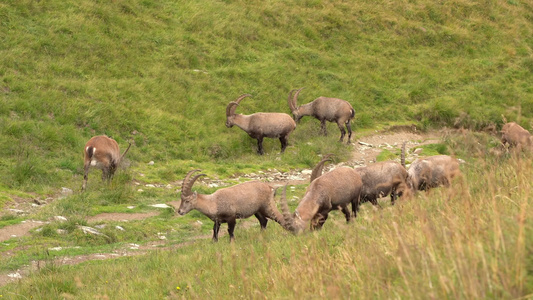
[0,0,532,194]
[0,133,531,299]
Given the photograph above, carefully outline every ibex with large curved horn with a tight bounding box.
[280,157,362,234]
[288,88,355,143]
[82,135,131,191]
[177,169,287,242]
[226,94,296,155]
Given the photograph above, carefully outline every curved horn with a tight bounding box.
[181,169,205,199]
[310,154,333,182]
[226,94,251,117]
[279,184,296,233]
[288,89,298,112]
[291,87,304,111]
[234,93,252,105]
[226,101,239,117]
[120,141,132,162]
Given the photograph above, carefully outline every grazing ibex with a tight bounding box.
[226,94,296,155]
[500,122,532,152]
[288,88,355,143]
[280,157,362,234]
[82,135,131,191]
[404,155,461,195]
[354,160,408,209]
[177,169,287,242]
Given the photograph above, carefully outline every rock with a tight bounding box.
[115,226,125,231]
[301,169,312,175]
[56,229,68,235]
[54,216,68,222]
[78,226,107,237]
[150,204,172,209]
[358,141,373,147]
[60,187,73,198]
[145,184,155,188]
[148,161,154,166]
[413,148,423,154]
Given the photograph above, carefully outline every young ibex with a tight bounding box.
[280,157,362,234]
[226,94,296,155]
[288,88,355,143]
[177,169,287,242]
[500,122,532,152]
[82,135,131,191]
[354,160,408,209]
[404,155,461,195]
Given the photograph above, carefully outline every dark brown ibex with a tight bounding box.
[82,135,131,191]
[288,88,355,143]
[280,157,362,234]
[500,122,532,152]
[226,94,296,155]
[177,169,287,242]
[354,161,408,209]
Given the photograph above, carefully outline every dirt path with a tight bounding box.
[0,129,442,287]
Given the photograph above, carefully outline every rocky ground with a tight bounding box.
[0,129,441,286]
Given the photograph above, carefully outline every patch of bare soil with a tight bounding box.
[0,220,47,243]
[87,212,159,223]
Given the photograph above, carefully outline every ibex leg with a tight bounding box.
[82,164,90,191]
[279,136,288,153]
[256,137,264,155]
[320,120,327,136]
[212,221,221,242]
[227,219,236,242]
[346,121,353,143]
[341,205,351,223]
[337,122,346,142]
[255,213,268,230]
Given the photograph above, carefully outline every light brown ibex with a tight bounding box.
[280,157,362,234]
[82,135,131,191]
[500,122,532,152]
[403,153,461,195]
[177,169,287,242]
[354,160,408,209]
[226,94,296,155]
[288,88,355,143]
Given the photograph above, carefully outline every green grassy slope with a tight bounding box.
[1,0,532,193]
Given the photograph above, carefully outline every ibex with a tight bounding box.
[500,122,532,152]
[280,157,362,234]
[404,155,461,195]
[82,135,131,191]
[354,160,408,209]
[226,94,296,155]
[288,88,355,143]
[177,169,287,242]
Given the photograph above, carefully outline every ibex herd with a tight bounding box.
[81,88,531,242]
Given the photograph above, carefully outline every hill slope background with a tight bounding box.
[1,0,532,194]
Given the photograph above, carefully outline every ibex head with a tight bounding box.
[225,94,252,128]
[178,169,206,215]
[288,87,304,122]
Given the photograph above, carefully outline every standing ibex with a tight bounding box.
[226,94,296,155]
[288,88,355,143]
[177,169,287,242]
[354,161,408,209]
[500,122,532,152]
[82,135,131,191]
[280,157,362,234]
